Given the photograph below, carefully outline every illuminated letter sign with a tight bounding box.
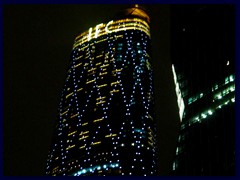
[87,20,114,41]
[95,23,104,38]
[88,27,93,41]
[105,20,113,34]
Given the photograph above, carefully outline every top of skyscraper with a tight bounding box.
[113,4,150,24]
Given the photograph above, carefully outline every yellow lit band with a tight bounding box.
[148,136,154,142]
[148,141,154,147]
[92,141,101,145]
[148,127,154,134]
[66,144,75,150]
[79,145,86,149]
[70,113,78,119]
[93,118,103,122]
[96,54,103,59]
[111,81,120,86]
[105,134,117,138]
[100,64,109,68]
[112,69,122,73]
[77,88,83,92]
[73,18,150,49]
[60,110,68,116]
[110,89,119,94]
[74,62,82,68]
[68,131,77,136]
[75,55,83,60]
[96,101,106,105]
[66,92,73,99]
[99,72,107,76]
[97,84,107,88]
[82,122,88,126]
[79,135,89,140]
[86,79,96,84]
[96,96,106,101]
[88,67,97,72]
[80,131,89,135]
[96,62,102,66]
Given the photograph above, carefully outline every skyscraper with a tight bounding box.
[171,5,235,175]
[46,5,156,176]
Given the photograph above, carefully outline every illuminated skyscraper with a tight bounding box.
[46,6,156,176]
[171,5,235,175]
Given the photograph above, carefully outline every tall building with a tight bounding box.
[171,5,235,175]
[46,5,157,176]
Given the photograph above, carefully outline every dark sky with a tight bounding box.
[3,4,180,176]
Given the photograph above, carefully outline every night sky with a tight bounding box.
[3,4,180,176]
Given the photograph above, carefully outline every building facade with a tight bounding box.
[46,6,156,176]
[171,5,235,175]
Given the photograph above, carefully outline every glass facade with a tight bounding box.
[46,6,156,176]
[171,5,235,175]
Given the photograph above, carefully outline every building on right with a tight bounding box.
[171,5,235,175]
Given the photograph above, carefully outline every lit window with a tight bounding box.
[225,77,229,84]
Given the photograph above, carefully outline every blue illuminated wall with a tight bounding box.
[46,7,156,176]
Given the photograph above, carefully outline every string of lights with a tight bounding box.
[46,7,156,176]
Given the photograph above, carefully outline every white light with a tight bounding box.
[172,64,185,121]
[95,23,104,38]
[208,110,213,115]
[202,113,207,118]
[88,27,93,41]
